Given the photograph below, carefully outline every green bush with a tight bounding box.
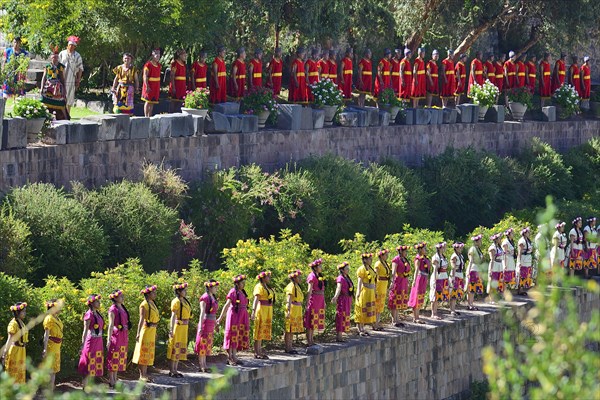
[5,183,108,283]
[563,138,600,199]
[141,162,189,210]
[0,205,35,278]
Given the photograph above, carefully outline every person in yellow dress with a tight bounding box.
[42,299,63,391]
[374,249,391,330]
[251,271,274,359]
[355,253,377,336]
[132,285,159,382]
[2,302,28,383]
[284,270,304,354]
[167,282,191,378]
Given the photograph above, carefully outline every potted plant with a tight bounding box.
[469,79,499,121]
[506,86,533,121]
[181,88,210,117]
[309,78,343,126]
[241,86,279,128]
[12,97,53,143]
[552,84,580,120]
[589,91,600,118]
[377,88,405,121]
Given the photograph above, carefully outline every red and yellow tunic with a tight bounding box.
[426,59,439,95]
[526,61,536,92]
[374,58,391,98]
[539,60,552,98]
[191,61,207,89]
[569,63,582,97]
[552,59,566,92]
[210,57,227,104]
[494,61,504,91]
[288,58,307,103]
[454,61,466,95]
[318,59,330,79]
[468,58,484,95]
[357,57,373,95]
[484,61,495,85]
[268,57,283,95]
[581,63,591,100]
[390,58,401,95]
[141,61,161,104]
[412,57,426,99]
[341,57,353,99]
[328,59,338,85]
[516,61,526,88]
[306,59,319,101]
[399,57,412,100]
[504,60,516,89]
[249,58,263,88]
[169,60,187,102]
[230,59,246,99]
[440,58,455,98]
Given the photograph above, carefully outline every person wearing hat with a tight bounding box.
[551,52,567,94]
[411,47,426,107]
[306,48,321,102]
[331,262,354,341]
[191,50,208,90]
[504,51,517,91]
[454,53,467,104]
[465,235,485,310]
[501,228,518,290]
[515,54,526,88]
[106,290,131,388]
[568,217,585,276]
[42,299,63,390]
[58,36,83,112]
[355,252,377,336]
[430,242,449,320]
[484,53,496,86]
[289,47,308,104]
[210,46,227,104]
[230,47,247,100]
[374,249,391,329]
[305,259,326,345]
[374,48,392,100]
[517,228,534,294]
[357,49,373,107]
[217,274,250,366]
[2,302,28,383]
[390,49,402,96]
[568,56,582,98]
[426,50,440,107]
[525,54,537,93]
[251,271,274,359]
[494,53,505,94]
[487,233,504,302]
[583,217,598,272]
[248,48,264,89]
[340,47,354,100]
[468,51,484,97]
[132,285,159,382]
[407,242,430,324]
[195,280,220,372]
[78,294,104,387]
[440,49,455,107]
[539,52,552,106]
[318,50,330,80]
[141,49,162,117]
[112,52,139,114]
[167,283,191,378]
[284,270,303,353]
[40,47,69,120]
[581,56,591,103]
[399,48,413,102]
[388,246,410,326]
[449,242,466,316]
[327,49,338,86]
[550,222,567,270]
[266,47,283,95]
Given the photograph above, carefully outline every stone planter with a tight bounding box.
[477,105,489,121]
[181,107,208,118]
[378,104,400,122]
[321,105,338,126]
[508,101,527,121]
[26,117,46,142]
[589,101,600,118]
[257,110,270,128]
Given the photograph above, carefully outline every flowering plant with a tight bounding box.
[469,79,499,107]
[553,84,580,118]
[241,86,278,115]
[12,97,52,122]
[378,88,404,108]
[507,86,533,109]
[309,78,343,108]
[183,88,210,109]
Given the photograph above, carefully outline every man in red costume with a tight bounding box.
[169,49,187,112]
[210,46,227,104]
[504,51,516,90]
[328,50,338,86]
[267,47,283,96]
[468,51,484,97]
[306,48,320,101]
[230,47,247,100]
[581,56,591,102]
[551,53,566,94]
[288,47,308,104]
[191,50,208,90]
[538,52,551,105]
[357,49,373,106]
[440,49,455,108]
[141,48,162,117]
[399,48,413,103]
[568,56,582,98]
[515,54,526,88]
[374,48,392,100]
[426,49,439,107]
[248,48,263,90]
[454,53,467,104]
[525,54,537,94]
[484,53,495,85]
[495,53,505,94]
[318,50,330,80]
[340,47,354,100]
[411,47,426,108]
[390,49,401,97]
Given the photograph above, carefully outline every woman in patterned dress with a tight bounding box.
[465,235,485,310]
[331,262,354,342]
[517,228,534,295]
[374,249,391,330]
[551,222,567,270]
[408,242,430,324]
[251,271,274,359]
[132,285,159,382]
[106,290,130,388]
[111,53,139,114]
[430,242,450,320]
[168,283,191,378]
[502,228,518,290]
[304,259,326,345]
[2,302,28,384]
[284,270,303,353]
[78,295,104,387]
[42,300,63,390]
[487,233,504,303]
[40,48,69,120]
[217,275,249,366]
[583,217,598,274]
[449,242,466,315]
[355,253,377,336]
[568,217,585,277]
[195,280,219,372]
[388,245,410,327]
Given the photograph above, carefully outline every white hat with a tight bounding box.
[584,56,590,62]
[432,49,439,55]
[404,48,411,55]
[509,51,515,57]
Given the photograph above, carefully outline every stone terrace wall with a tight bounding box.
[0,120,598,192]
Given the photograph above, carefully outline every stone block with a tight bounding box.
[313,109,325,129]
[205,112,230,133]
[171,113,194,137]
[346,107,368,127]
[277,104,303,130]
[2,117,27,149]
[351,106,379,126]
[399,108,415,125]
[414,108,431,125]
[338,112,358,127]
[148,116,160,137]
[213,102,240,115]
[191,115,205,135]
[82,114,130,140]
[379,110,390,127]
[465,104,479,123]
[226,115,242,133]
[456,104,472,123]
[484,105,505,123]
[68,121,99,143]
[542,106,556,122]
[301,106,313,130]
[239,115,258,133]
[306,344,324,355]
[87,100,111,113]
[129,117,150,139]
[43,120,71,145]
[442,108,457,124]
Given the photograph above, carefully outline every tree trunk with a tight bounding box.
[405,0,443,53]
[515,26,542,58]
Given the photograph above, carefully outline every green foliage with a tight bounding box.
[378,88,404,108]
[5,183,108,284]
[11,97,52,121]
[468,380,490,400]
[469,80,500,107]
[141,161,189,210]
[506,86,533,109]
[563,138,600,199]
[552,84,581,118]
[183,87,210,109]
[241,86,278,114]
[0,52,29,95]
[309,79,344,108]
[0,206,35,278]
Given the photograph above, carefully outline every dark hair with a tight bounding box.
[13,37,21,43]
[174,49,186,61]
[199,50,207,58]
[123,52,133,58]
[237,47,245,57]
[46,298,58,310]
[296,47,305,56]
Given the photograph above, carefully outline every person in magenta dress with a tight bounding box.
[195,280,219,373]
[388,245,410,327]
[106,290,130,389]
[331,262,354,342]
[408,242,430,324]
[487,233,505,303]
[304,258,326,346]
[217,274,249,366]
[449,242,466,316]
[78,294,104,388]
[430,242,450,320]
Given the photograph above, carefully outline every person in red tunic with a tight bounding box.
[581,56,591,102]
[141,49,162,117]
[328,50,338,86]
[551,53,567,93]
[484,53,495,85]
[468,51,484,97]
[440,49,455,108]
[515,55,526,88]
[306,48,320,102]
[318,51,330,80]
[568,56,582,98]
[454,53,467,104]
[169,49,187,113]
[357,49,373,107]
[210,46,227,104]
[411,47,426,108]
[391,49,401,96]
[340,48,354,100]
[525,54,537,94]
[374,48,392,100]
[230,48,247,100]
[504,51,517,91]
[426,49,439,107]
[267,47,283,96]
[495,53,505,94]
[539,52,552,105]
[288,47,308,104]
[248,48,263,90]
[399,48,413,103]
[191,50,208,90]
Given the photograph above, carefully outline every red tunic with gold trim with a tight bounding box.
[390,58,401,95]
[440,58,455,98]
[569,63,582,97]
[581,64,591,100]
[288,58,307,103]
[268,57,283,95]
[374,58,391,98]
[399,58,412,100]
[426,60,439,95]
[318,59,330,80]
[169,60,187,102]
[526,61,536,93]
[454,61,466,95]
[412,57,426,99]
[358,58,373,95]
[551,59,566,93]
[191,61,207,89]
[249,58,263,88]
[494,61,504,91]
[516,61,526,88]
[341,57,353,99]
[328,59,338,85]
[468,58,484,95]
[230,59,246,99]
[484,61,495,85]
[210,57,227,104]
[504,60,516,89]
[306,59,319,101]
[539,60,551,98]
[141,61,161,104]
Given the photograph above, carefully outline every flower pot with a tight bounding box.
[181,108,208,118]
[257,110,270,128]
[379,104,400,121]
[322,105,338,126]
[478,105,489,121]
[26,117,45,143]
[508,102,527,121]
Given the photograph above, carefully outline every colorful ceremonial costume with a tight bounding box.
[141,61,161,104]
[539,60,552,99]
[43,314,63,373]
[374,58,391,98]
[249,58,263,88]
[517,237,534,289]
[341,57,353,99]
[5,318,28,383]
[58,48,82,106]
[426,59,439,96]
[328,58,338,86]
[374,259,390,314]
[569,63,582,97]
[285,281,304,333]
[550,230,567,268]
[484,60,496,86]
[584,225,598,269]
[191,61,208,89]
[306,59,320,101]
[502,237,518,288]
[454,61,466,96]
[194,293,218,356]
[399,57,413,100]
[335,275,353,333]
[581,63,591,100]
[388,255,410,310]
[465,246,485,294]
[468,58,484,95]
[132,300,159,366]
[78,310,104,377]
[167,297,191,361]
[41,62,68,119]
[355,264,377,324]
[288,58,307,103]
[487,244,504,294]
[107,304,129,372]
[551,59,566,93]
[526,61,536,92]
[169,60,187,103]
[304,271,325,331]
[440,58,455,98]
[504,60,516,89]
[252,282,274,341]
[210,57,227,104]
[318,58,330,80]
[357,57,373,95]
[450,252,465,301]
[412,57,426,99]
[430,253,450,302]
[268,57,283,95]
[230,59,246,99]
[568,227,584,270]
[516,61,526,88]
[408,255,430,309]
[113,64,138,114]
[390,58,401,95]
[223,287,250,351]
[494,61,504,92]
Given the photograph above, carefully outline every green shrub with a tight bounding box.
[141,161,189,210]
[563,138,600,199]
[0,205,35,278]
[5,183,108,283]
